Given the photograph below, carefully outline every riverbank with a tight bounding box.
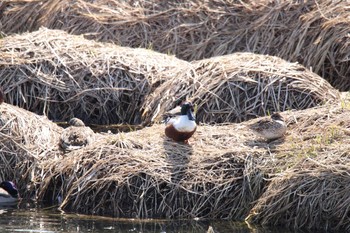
[1,0,349,231]
[1,98,350,231]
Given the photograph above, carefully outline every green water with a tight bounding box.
[0,205,296,233]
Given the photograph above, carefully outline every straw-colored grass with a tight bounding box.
[247,162,350,231]
[37,124,267,219]
[142,53,340,125]
[0,27,189,125]
[2,93,350,231]
[0,28,338,126]
[1,0,349,90]
[243,96,350,231]
[0,103,62,197]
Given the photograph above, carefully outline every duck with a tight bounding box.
[68,117,86,127]
[0,181,19,204]
[165,102,197,143]
[60,117,94,152]
[248,112,287,140]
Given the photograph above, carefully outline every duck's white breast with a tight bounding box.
[172,116,196,132]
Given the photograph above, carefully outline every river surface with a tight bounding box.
[0,204,298,233]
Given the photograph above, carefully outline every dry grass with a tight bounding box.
[0,27,189,125]
[1,0,349,90]
[247,163,350,231]
[245,96,350,231]
[2,94,350,231]
[142,53,340,125]
[30,97,350,231]
[0,103,62,197]
[37,124,267,219]
[0,28,339,126]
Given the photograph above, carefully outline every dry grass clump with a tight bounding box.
[0,27,190,125]
[1,91,350,231]
[0,103,62,197]
[36,124,267,219]
[246,161,350,231]
[244,98,350,231]
[142,53,340,124]
[33,98,350,226]
[1,0,350,90]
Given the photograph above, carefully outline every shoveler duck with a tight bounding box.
[60,117,94,152]
[248,112,287,140]
[0,181,19,204]
[165,102,197,142]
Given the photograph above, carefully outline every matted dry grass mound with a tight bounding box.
[0,103,62,197]
[1,93,350,230]
[244,96,350,231]
[247,162,350,232]
[142,53,340,124]
[1,0,350,90]
[0,27,190,125]
[36,124,267,219]
[32,97,350,229]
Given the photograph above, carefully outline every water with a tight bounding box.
[0,205,296,233]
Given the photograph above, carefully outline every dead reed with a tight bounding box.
[0,27,189,125]
[247,162,350,231]
[2,94,350,231]
[142,53,340,125]
[245,96,350,231]
[37,124,267,219]
[33,98,350,230]
[1,0,349,90]
[0,103,62,197]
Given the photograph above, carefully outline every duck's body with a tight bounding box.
[60,117,94,152]
[165,102,197,142]
[68,117,85,127]
[248,112,287,140]
[0,181,19,204]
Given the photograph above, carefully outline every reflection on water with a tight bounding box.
[0,204,295,233]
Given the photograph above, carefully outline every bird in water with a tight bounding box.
[60,117,94,152]
[165,102,197,143]
[248,112,287,141]
[0,181,20,204]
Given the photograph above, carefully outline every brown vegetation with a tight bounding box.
[0,28,339,126]
[2,96,350,231]
[1,0,349,90]
[0,28,189,125]
[0,1,349,231]
[142,53,340,124]
[0,103,62,193]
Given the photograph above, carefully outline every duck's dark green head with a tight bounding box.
[180,102,195,121]
[0,181,19,198]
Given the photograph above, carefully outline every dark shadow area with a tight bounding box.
[162,137,193,184]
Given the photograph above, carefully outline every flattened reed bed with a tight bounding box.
[35,99,350,226]
[246,161,350,232]
[1,0,350,90]
[142,53,340,124]
[0,103,62,198]
[245,99,350,231]
[37,124,267,219]
[0,27,190,125]
[2,97,350,230]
